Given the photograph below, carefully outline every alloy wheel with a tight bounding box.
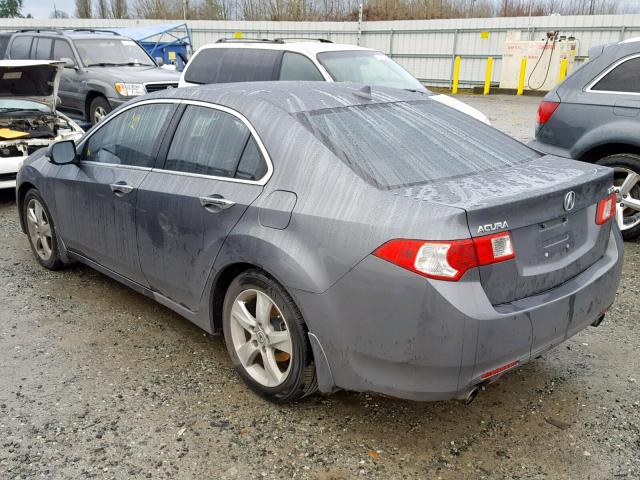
[26,198,53,261]
[229,289,293,388]
[94,106,108,123]
[613,166,640,232]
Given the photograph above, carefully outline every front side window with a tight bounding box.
[164,105,267,180]
[317,50,426,91]
[279,52,324,81]
[83,103,175,167]
[591,56,640,93]
[300,100,539,189]
[53,40,75,62]
[73,38,155,67]
[184,48,281,84]
[9,36,33,59]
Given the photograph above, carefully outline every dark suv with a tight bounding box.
[530,38,640,240]
[5,29,180,124]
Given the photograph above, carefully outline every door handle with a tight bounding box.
[199,195,236,211]
[110,182,135,195]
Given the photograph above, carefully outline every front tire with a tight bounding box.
[597,153,640,240]
[89,96,111,124]
[222,269,317,403]
[22,189,65,270]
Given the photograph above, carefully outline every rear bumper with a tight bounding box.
[295,228,623,401]
[528,138,573,159]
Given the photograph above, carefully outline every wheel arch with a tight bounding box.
[579,142,640,163]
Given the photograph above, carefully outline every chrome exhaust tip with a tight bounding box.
[456,387,479,405]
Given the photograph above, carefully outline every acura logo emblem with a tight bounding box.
[564,191,576,211]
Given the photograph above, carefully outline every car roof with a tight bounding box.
[140,81,428,115]
[196,40,377,57]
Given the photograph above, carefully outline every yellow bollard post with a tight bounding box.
[452,56,461,94]
[559,57,568,82]
[517,57,527,95]
[483,57,493,95]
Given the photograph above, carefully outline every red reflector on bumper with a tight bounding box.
[480,360,519,379]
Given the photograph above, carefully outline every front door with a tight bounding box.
[52,38,85,113]
[136,103,270,310]
[54,102,177,284]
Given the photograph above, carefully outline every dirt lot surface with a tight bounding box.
[1,95,639,480]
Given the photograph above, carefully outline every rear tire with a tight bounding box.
[22,189,65,270]
[89,96,111,124]
[222,269,317,403]
[596,153,640,241]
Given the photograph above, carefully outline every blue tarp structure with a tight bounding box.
[109,22,193,71]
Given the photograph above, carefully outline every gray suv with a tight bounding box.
[530,38,640,240]
[5,29,181,124]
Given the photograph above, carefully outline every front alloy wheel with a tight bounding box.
[26,198,53,262]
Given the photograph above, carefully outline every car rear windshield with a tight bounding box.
[299,100,540,189]
[184,48,281,84]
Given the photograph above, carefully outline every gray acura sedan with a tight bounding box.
[16,82,623,404]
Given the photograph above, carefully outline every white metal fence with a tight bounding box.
[1,14,639,88]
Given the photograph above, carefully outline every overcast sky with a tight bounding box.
[23,0,76,18]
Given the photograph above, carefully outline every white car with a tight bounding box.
[0,60,83,189]
[178,39,490,125]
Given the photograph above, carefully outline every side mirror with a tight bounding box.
[48,140,77,165]
[155,56,165,66]
[60,57,77,69]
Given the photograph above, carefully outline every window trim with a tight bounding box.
[585,53,640,96]
[76,98,273,185]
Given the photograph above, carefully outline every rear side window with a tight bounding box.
[165,105,267,180]
[591,56,640,93]
[9,36,32,59]
[53,40,74,62]
[184,48,280,84]
[300,100,540,189]
[279,52,324,81]
[34,37,53,60]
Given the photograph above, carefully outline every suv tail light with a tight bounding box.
[374,232,515,281]
[596,193,616,225]
[536,101,560,125]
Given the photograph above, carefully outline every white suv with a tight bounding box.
[179,39,489,124]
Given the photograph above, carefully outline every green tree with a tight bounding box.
[0,0,23,18]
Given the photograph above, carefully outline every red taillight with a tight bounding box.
[536,101,560,125]
[373,232,515,281]
[596,193,616,225]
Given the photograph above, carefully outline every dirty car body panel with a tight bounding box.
[17,82,623,401]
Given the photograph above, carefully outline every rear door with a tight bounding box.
[136,102,270,310]
[54,101,177,284]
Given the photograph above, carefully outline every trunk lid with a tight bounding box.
[398,156,614,304]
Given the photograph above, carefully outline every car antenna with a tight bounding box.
[353,85,372,100]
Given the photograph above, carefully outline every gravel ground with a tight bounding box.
[1,94,639,480]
